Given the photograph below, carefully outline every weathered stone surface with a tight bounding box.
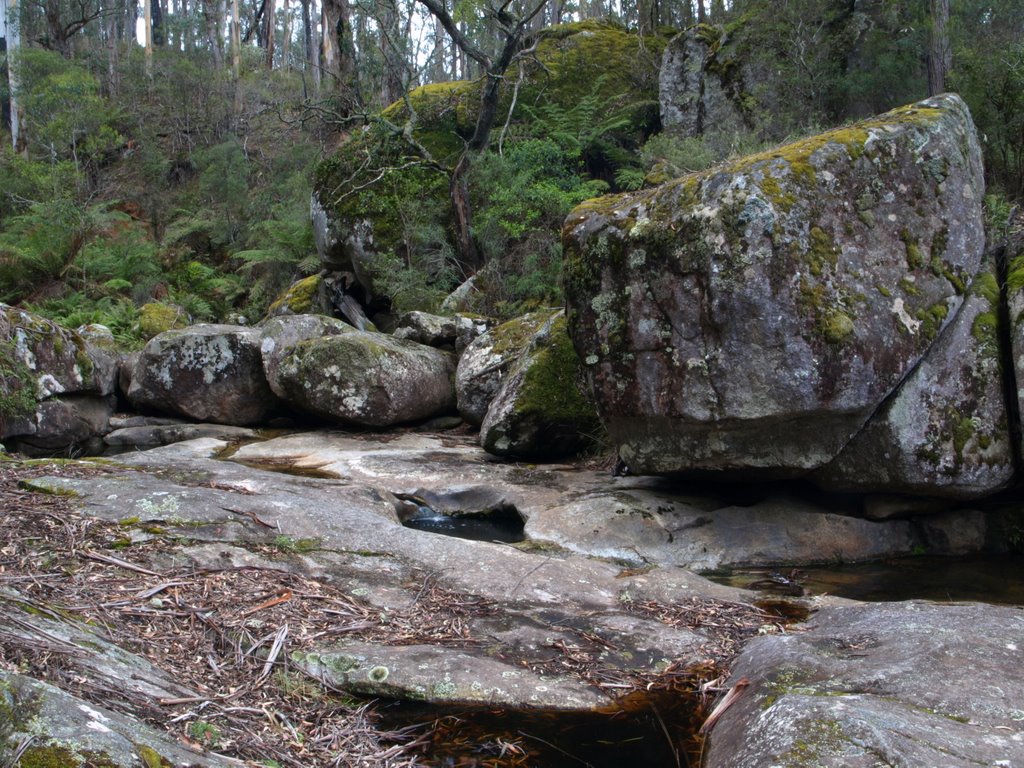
[481,311,601,459]
[275,331,456,427]
[225,432,991,570]
[660,26,747,140]
[311,191,353,272]
[1006,227,1024,457]
[104,422,258,449]
[128,324,283,426]
[564,94,985,478]
[456,311,552,426]
[0,305,119,445]
[292,642,609,710]
[258,313,353,399]
[16,395,114,454]
[815,266,1014,498]
[392,310,458,347]
[0,671,230,767]
[703,601,1024,767]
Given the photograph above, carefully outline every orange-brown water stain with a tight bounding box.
[378,682,711,768]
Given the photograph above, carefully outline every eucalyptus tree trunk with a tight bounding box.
[152,0,164,45]
[321,0,355,100]
[281,0,290,67]
[263,0,275,67]
[105,6,120,96]
[231,0,240,78]
[3,0,25,154]
[927,0,950,95]
[144,0,153,76]
[203,0,224,68]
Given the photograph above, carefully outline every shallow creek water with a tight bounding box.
[710,554,1024,605]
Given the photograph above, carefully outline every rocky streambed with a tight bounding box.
[3,430,1022,767]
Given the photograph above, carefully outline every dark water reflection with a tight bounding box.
[403,512,526,544]
[713,555,1024,605]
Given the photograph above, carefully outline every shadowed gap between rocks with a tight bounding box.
[994,242,1024,472]
[376,685,707,768]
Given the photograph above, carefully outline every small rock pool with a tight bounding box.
[710,554,1024,605]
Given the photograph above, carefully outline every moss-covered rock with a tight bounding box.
[0,671,230,767]
[813,259,1013,499]
[0,304,120,444]
[704,602,1024,767]
[265,274,325,317]
[275,330,456,427]
[311,21,668,297]
[455,310,553,426]
[138,302,187,339]
[480,311,601,459]
[563,94,985,478]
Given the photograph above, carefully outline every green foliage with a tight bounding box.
[640,133,718,179]
[196,137,251,246]
[950,2,1024,197]
[0,198,130,302]
[16,49,123,171]
[468,139,607,316]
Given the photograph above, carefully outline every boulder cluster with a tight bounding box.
[0,304,598,461]
[4,94,1023,507]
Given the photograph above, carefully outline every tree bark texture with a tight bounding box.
[927,0,950,96]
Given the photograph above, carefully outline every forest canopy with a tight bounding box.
[1,0,1022,342]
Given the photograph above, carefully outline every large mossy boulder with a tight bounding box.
[455,311,554,426]
[275,331,456,427]
[0,304,119,447]
[259,313,354,400]
[480,311,601,459]
[563,94,986,480]
[311,21,667,296]
[128,324,283,426]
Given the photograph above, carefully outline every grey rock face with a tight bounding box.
[275,331,456,427]
[703,601,1024,767]
[393,310,459,348]
[564,95,986,480]
[259,313,353,400]
[19,395,114,453]
[128,324,282,425]
[659,26,747,139]
[815,264,1014,498]
[0,304,120,446]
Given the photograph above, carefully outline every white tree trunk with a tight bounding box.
[144,0,153,77]
[281,0,290,68]
[230,0,239,79]
[4,0,24,153]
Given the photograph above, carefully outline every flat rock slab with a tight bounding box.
[0,671,235,767]
[228,432,990,569]
[704,601,1024,767]
[292,642,609,710]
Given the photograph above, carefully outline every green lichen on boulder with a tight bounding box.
[275,330,456,427]
[563,94,985,479]
[481,311,601,459]
[138,302,187,339]
[266,275,323,317]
